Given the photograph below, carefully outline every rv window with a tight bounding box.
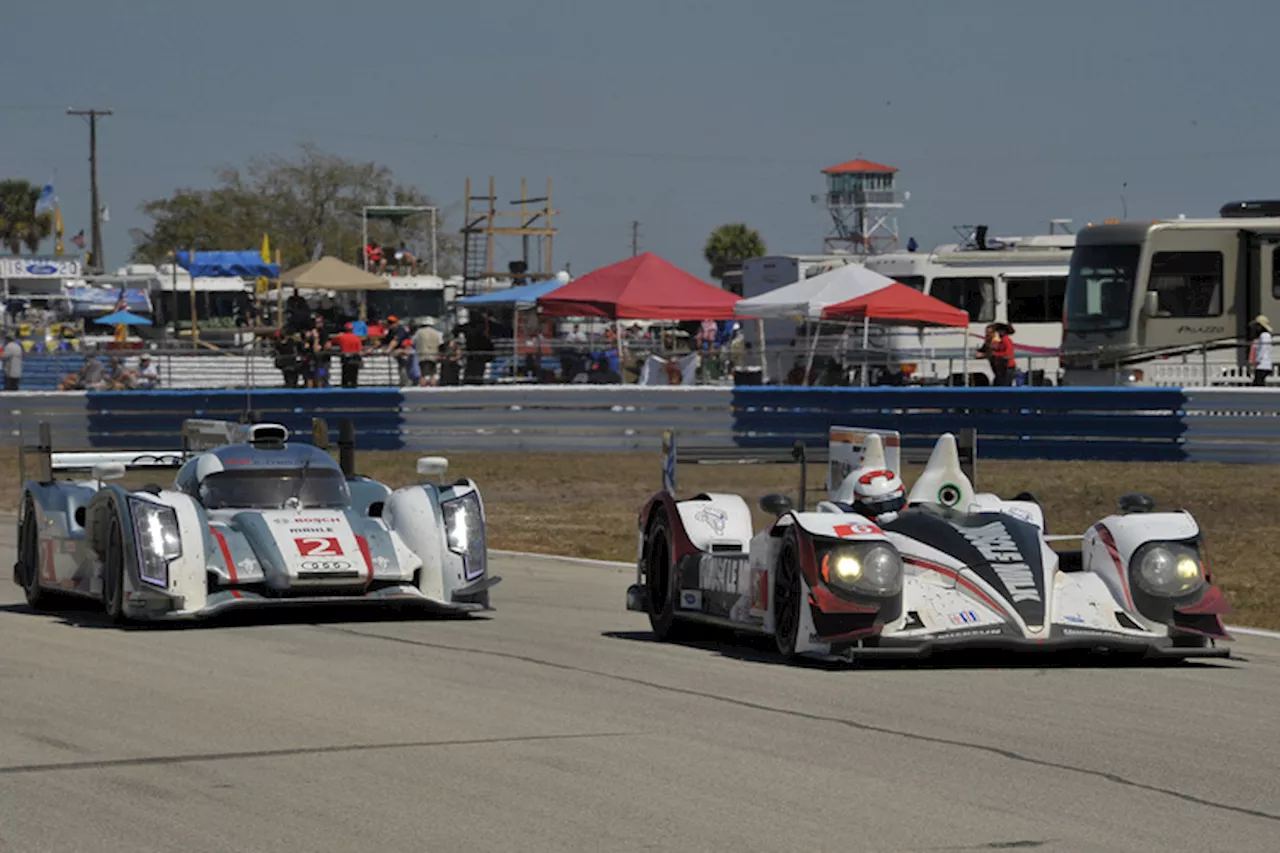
[1148,252,1223,317]
[930,277,994,323]
[1006,276,1068,323]
[896,275,925,291]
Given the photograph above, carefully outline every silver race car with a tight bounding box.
[628,427,1232,662]
[14,418,498,621]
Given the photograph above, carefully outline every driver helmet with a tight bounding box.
[851,468,906,518]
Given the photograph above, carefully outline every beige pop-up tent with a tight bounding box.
[280,256,390,291]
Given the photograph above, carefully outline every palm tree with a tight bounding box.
[703,223,766,280]
[0,179,54,255]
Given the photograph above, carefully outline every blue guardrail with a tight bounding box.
[730,387,1188,461]
[85,389,406,451]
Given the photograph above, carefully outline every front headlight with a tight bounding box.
[128,498,182,588]
[1131,542,1204,598]
[822,542,902,597]
[441,490,486,580]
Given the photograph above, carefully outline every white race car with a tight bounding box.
[627,427,1232,662]
[14,418,498,621]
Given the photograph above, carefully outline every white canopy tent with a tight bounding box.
[734,263,900,382]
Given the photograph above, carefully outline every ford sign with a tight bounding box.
[25,263,58,275]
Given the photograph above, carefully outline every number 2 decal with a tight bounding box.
[295,537,342,557]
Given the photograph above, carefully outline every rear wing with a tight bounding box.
[17,417,307,485]
[660,427,976,511]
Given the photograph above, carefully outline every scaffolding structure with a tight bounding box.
[460,177,557,295]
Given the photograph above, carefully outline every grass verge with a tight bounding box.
[1,447,1273,628]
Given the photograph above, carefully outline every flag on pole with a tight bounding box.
[257,233,271,295]
[55,206,65,256]
[100,204,110,222]
[34,183,56,216]
[113,285,128,313]
[70,230,86,250]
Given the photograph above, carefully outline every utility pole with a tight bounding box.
[67,108,113,272]
[631,220,640,257]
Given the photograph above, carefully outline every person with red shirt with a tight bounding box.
[980,324,1017,386]
[332,322,365,388]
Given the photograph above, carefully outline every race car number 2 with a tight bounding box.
[295,537,343,557]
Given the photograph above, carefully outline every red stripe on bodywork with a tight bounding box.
[1094,524,1133,609]
[808,584,880,614]
[905,556,1012,621]
[210,526,237,583]
[1176,585,1233,616]
[355,535,374,583]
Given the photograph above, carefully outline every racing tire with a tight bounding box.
[101,511,126,622]
[17,495,49,610]
[644,507,693,642]
[773,527,803,659]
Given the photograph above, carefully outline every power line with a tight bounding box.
[631,220,641,257]
[67,108,113,271]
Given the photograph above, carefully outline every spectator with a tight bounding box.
[394,243,418,276]
[136,355,159,390]
[304,316,332,388]
[332,322,365,388]
[440,333,464,386]
[402,339,422,385]
[2,334,22,391]
[463,321,493,385]
[366,241,387,274]
[273,331,301,388]
[58,352,106,391]
[381,315,409,351]
[979,324,1017,386]
[285,288,311,333]
[1250,314,1272,386]
[564,323,587,345]
[413,319,443,387]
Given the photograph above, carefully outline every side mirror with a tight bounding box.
[92,461,126,482]
[1142,291,1159,318]
[416,456,449,480]
[1119,493,1155,514]
[758,493,794,517]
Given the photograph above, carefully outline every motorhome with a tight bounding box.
[862,229,1075,384]
[1061,202,1280,386]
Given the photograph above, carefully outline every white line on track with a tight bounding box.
[492,548,1280,641]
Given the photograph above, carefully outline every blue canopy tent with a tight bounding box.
[456,278,566,307]
[173,250,280,347]
[175,251,279,279]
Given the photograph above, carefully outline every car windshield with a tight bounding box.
[1064,244,1141,333]
[199,468,349,510]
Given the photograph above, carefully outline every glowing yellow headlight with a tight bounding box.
[833,555,862,581]
[1175,557,1200,580]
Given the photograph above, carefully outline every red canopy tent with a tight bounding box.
[820,282,967,326]
[537,252,741,320]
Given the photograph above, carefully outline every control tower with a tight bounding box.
[813,158,904,255]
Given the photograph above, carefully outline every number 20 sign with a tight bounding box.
[295,537,343,557]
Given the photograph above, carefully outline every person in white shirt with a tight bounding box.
[1250,314,1272,386]
[2,335,22,391]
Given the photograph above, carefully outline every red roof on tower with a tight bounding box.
[822,158,898,175]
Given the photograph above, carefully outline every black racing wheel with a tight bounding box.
[773,527,803,658]
[644,507,693,641]
[17,495,48,609]
[101,509,126,622]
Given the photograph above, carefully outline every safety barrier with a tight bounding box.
[2,386,1278,462]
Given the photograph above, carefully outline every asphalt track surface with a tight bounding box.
[1,530,1278,853]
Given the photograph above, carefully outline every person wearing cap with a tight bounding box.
[333,322,365,388]
[413,319,442,387]
[1249,314,1272,386]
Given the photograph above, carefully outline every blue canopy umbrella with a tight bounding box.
[96,310,153,326]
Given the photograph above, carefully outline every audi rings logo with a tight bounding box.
[300,559,352,572]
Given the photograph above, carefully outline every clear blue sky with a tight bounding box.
[5,0,1279,278]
